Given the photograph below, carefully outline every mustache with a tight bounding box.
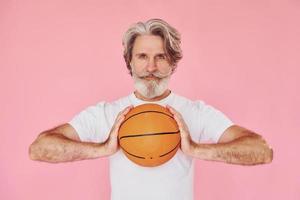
[138,71,170,79]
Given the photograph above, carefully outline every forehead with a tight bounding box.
[132,35,165,53]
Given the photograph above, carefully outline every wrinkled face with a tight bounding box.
[130,35,173,98]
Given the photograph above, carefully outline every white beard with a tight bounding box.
[131,67,171,99]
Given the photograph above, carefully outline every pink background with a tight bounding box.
[1,0,299,199]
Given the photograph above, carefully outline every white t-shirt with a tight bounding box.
[68,92,234,200]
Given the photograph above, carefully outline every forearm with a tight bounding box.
[29,133,108,163]
[190,135,273,165]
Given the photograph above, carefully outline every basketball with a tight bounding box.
[118,103,181,167]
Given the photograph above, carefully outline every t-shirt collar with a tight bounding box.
[129,90,174,106]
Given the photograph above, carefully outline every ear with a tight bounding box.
[130,62,135,70]
[129,62,133,76]
[170,65,177,75]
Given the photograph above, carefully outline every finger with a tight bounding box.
[166,105,184,122]
[166,105,181,124]
[166,105,175,114]
[173,115,182,125]
[167,106,190,139]
[117,105,132,118]
[122,105,133,114]
[170,110,189,135]
[173,115,184,131]
[111,115,126,138]
[116,105,133,121]
[115,105,133,129]
[116,115,126,127]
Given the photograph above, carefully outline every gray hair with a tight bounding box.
[122,18,183,75]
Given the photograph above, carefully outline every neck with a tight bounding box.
[134,89,171,102]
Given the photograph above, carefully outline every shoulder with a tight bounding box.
[77,94,131,117]
[171,92,207,111]
[106,94,132,111]
[171,93,226,120]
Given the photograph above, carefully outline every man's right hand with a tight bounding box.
[29,105,133,163]
[103,105,133,156]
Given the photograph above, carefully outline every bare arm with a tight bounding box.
[167,105,273,165]
[29,123,109,163]
[190,125,273,165]
[29,106,133,163]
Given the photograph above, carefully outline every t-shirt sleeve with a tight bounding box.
[68,102,109,143]
[196,101,234,143]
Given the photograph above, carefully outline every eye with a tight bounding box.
[138,54,147,59]
[157,54,166,60]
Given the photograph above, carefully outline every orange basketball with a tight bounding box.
[118,103,181,167]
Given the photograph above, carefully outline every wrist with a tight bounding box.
[102,142,118,157]
[186,140,198,157]
[89,142,109,158]
[189,143,214,160]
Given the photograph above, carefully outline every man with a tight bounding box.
[29,18,273,200]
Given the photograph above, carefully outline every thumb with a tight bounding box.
[112,115,125,137]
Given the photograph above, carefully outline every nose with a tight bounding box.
[146,58,157,73]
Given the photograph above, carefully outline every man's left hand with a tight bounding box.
[166,105,196,157]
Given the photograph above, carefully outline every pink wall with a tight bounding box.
[1,0,299,199]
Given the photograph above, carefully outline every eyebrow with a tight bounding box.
[134,53,166,56]
[135,53,146,56]
[156,53,166,56]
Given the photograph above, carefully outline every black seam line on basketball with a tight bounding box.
[119,110,174,129]
[119,145,146,159]
[119,131,180,140]
[119,140,181,160]
[159,140,181,157]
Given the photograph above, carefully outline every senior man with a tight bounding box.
[29,18,273,200]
